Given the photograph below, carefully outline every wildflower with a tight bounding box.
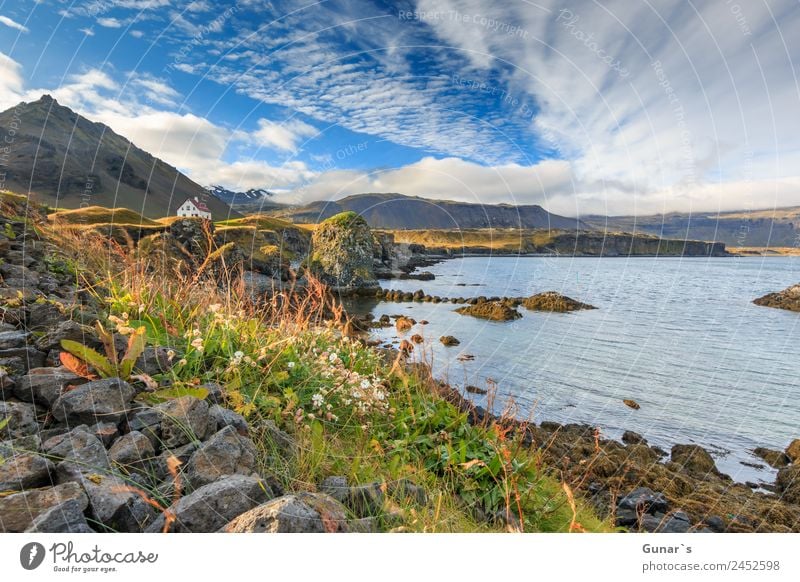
[287,361,296,369]
[178,358,188,366]
[116,325,135,335]
[312,393,325,408]
[328,352,338,363]
[209,303,222,313]
[190,338,204,352]
[138,304,145,314]
[233,350,244,359]
[192,328,201,337]
[166,349,175,361]
[360,379,371,390]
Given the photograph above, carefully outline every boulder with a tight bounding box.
[146,475,272,533]
[51,378,136,425]
[776,464,800,504]
[108,431,155,471]
[455,301,522,321]
[221,492,351,533]
[0,330,30,349]
[0,400,39,439]
[157,396,211,448]
[0,482,88,532]
[786,439,800,463]
[753,447,790,469]
[208,404,249,435]
[34,320,96,352]
[14,367,87,407]
[439,335,460,347]
[622,431,647,445]
[395,316,414,332]
[259,420,297,460]
[0,434,40,458]
[26,301,65,331]
[183,425,259,488]
[308,212,379,292]
[134,346,173,376]
[0,347,46,372]
[671,444,718,477]
[127,408,162,450]
[0,367,14,398]
[753,284,800,312]
[522,291,596,312]
[25,498,94,533]
[320,477,385,517]
[0,453,55,490]
[617,487,668,514]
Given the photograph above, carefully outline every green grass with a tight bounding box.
[38,208,610,533]
[48,206,160,226]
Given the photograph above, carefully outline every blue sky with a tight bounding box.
[1,0,800,215]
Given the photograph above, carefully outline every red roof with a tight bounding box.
[185,197,210,212]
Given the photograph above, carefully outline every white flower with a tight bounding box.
[190,338,204,352]
[312,393,325,408]
[178,358,188,366]
[287,361,296,369]
[234,350,244,359]
[209,303,222,313]
[360,379,371,390]
[328,352,338,363]
[166,350,176,361]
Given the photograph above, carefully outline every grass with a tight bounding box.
[48,206,160,226]
[36,211,611,533]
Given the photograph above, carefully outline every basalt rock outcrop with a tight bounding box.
[308,212,379,293]
[754,284,800,313]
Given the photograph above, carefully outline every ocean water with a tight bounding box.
[352,256,800,484]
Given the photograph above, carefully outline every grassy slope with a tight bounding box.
[32,207,609,533]
[48,205,160,226]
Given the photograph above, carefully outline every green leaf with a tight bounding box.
[59,340,115,377]
[120,327,147,378]
[0,417,9,431]
[135,386,209,405]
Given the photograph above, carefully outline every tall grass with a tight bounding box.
[43,221,610,533]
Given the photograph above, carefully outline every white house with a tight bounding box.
[176,197,212,220]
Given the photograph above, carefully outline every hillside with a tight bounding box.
[275,193,586,230]
[388,228,727,256]
[584,207,800,247]
[0,95,236,220]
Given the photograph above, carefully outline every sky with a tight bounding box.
[0,0,799,216]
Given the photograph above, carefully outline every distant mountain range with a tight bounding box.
[207,185,285,212]
[0,95,236,219]
[584,208,800,247]
[275,192,587,230]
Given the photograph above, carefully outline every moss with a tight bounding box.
[321,211,365,228]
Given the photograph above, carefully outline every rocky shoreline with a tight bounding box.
[405,363,800,533]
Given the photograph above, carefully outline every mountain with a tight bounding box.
[584,207,800,247]
[276,193,587,230]
[0,95,236,220]
[207,185,285,212]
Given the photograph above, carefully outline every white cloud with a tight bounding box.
[130,30,144,38]
[97,17,122,28]
[0,15,29,33]
[78,27,95,36]
[0,53,24,104]
[130,75,182,106]
[251,118,318,152]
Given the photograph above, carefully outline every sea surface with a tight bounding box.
[351,256,800,484]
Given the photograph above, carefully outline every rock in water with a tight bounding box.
[455,301,522,321]
[308,212,378,293]
[753,284,800,312]
[439,335,460,347]
[522,291,596,312]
